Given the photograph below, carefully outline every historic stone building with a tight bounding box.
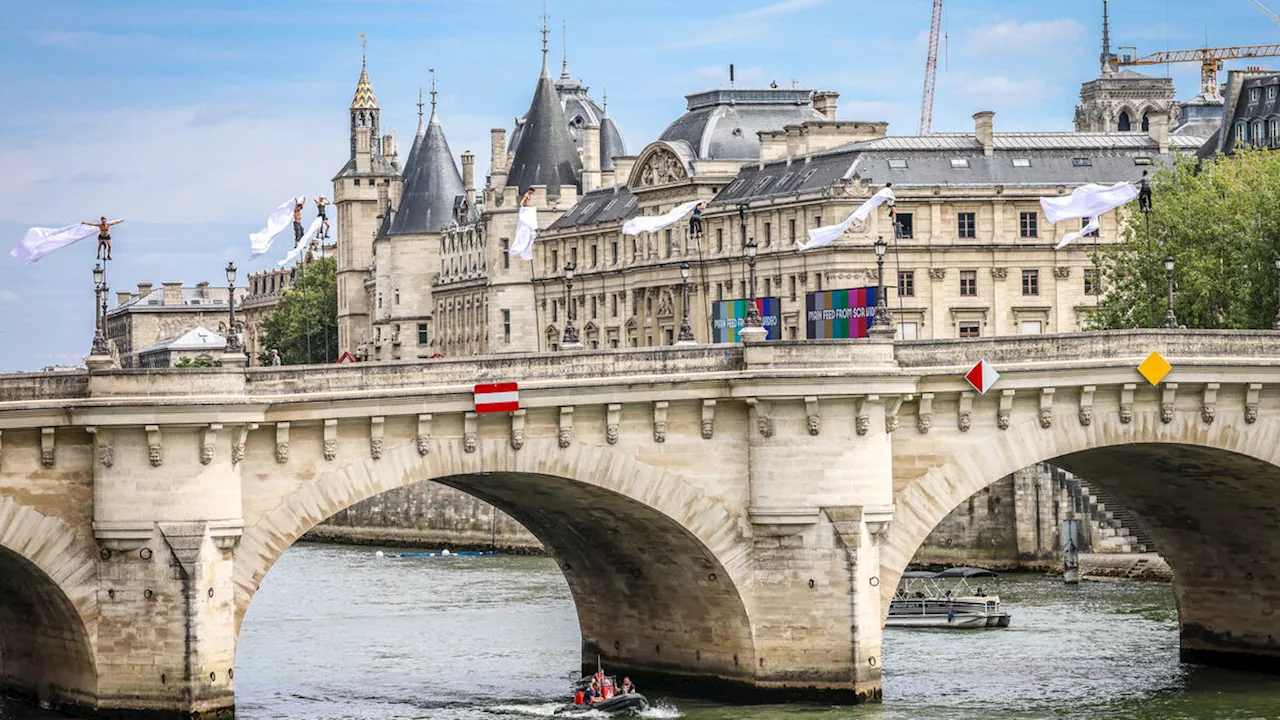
[105,282,233,368]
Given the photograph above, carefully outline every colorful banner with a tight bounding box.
[711,298,781,343]
[805,287,879,339]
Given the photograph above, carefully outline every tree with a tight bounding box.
[1092,148,1280,330]
[258,257,338,364]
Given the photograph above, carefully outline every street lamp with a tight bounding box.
[90,262,111,356]
[737,239,769,344]
[677,261,696,345]
[1161,255,1178,329]
[225,261,242,352]
[869,236,896,338]
[562,261,582,349]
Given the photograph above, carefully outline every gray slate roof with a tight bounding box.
[546,185,637,230]
[390,107,466,235]
[506,59,582,197]
[658,88,827,161]
[138,327,225,355]
[1217,70,1280,153]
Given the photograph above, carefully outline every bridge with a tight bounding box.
[3,330,1280,717]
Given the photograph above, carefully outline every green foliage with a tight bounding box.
[1092,149,1280,330]
[259,257,338,365]
[175,356,221,368]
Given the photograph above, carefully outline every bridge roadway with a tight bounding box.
[3,330,1280,717]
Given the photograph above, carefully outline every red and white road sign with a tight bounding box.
[474,382,519,413]
[964,360,1000,395]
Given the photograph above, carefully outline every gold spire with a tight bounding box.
[350,35,379,110]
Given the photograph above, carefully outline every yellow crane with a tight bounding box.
[1116,44,1280,99]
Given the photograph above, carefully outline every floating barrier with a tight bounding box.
[376,549,501,559]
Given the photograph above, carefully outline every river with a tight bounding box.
[5,543,1280,719]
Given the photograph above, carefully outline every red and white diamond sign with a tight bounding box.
[474,382,519,414]
[964,360,1000,395]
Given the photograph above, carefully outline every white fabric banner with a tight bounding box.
[277,217,324,267]
[509,206,539,261]
[797,187,896,251]
[11,222,110,264]
[621,200,701,236]
[1055,216,1101,251]
[1040,182,1138,224]
[250,196,304,259]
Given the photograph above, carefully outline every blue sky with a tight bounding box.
[0,0,1274,371]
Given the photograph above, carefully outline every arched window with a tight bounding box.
[1238,122,1249,144]
[1271,119,1279,142]
[1141,113,1150,132]
[1118,111,1131,132]
[1255,121,1266,146]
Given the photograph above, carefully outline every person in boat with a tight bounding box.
[620,677,635,695]
[583,678,603,704]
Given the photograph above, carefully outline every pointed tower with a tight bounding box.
[1100,0,1114,77]
[506,23,582,198]
[390,76,466,235]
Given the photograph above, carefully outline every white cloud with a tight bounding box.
[950,76,1060,108]
[652,0,825,50]
[0,289,18,303]
[963,19,1086,57]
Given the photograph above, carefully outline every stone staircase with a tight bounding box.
[1053,467,1155,554]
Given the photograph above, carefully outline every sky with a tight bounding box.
[0,0,1275,371]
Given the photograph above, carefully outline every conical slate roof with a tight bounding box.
[351,60,379,110]
[389,102,465,235]
[506,59,582,197]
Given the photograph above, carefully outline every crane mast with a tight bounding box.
[919,0,943,135]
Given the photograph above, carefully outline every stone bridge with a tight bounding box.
[3,330,1280,717]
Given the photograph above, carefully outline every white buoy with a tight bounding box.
[442,548,451,556]
[375,550,384,558]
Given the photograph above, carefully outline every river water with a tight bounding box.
[6,543,1280,719]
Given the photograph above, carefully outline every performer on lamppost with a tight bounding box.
[1137,170,1153,213]
[314,195,331,239]
[292,198,306,247]
[83,216,124,261]
[521,188,535,207]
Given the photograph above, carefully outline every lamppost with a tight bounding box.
[676,261,696,345]
[1161,254,1178,329]
[869,236,896,338]
[90,262,111,356]
[225,261,242,353]
[1272,254,1280,331]
[739,239,767,343]
[562,261,582,349]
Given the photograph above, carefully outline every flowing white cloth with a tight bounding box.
[1057,216,1101,250]
[11,222,112,264]
[250,196,304,258]
[797,187,896,251]
[509,206,539,261]
[277,217,324,267]
[1040,181,1138,249]
[621,200,701,236]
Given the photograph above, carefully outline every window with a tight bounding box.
[895,212,914,239]
[591,296,598,319]
[570,247,578,266]
[1238,122,1249,143]
[716,228,724,253]
[950,158,970,168]
[898,271,915,297]
[764,222,772,246]
[1012,158,1031,168]
[591,244,598,267]
[960,270,977,297]
[789,275,797,301]
[611,294,618,317]
[551,249,559,272]
[1270,86,1277,100]
[353,178,361,186]
[1134,156,1153,166]
[666,328,675,345]
[789,219,797,243]
[816,272,822,291]
[394,289,400,305]
[897,321,918,340]
[814,215,822,228]
[1255,121,1266,145]
[764,278,772,296]
[959,322,980,338]
[1252,87,1261,102]
[610,338,619,349]
[631,238,638,259]
[1022,269,1039,296]
[888,158,908,169]
[1272,119,1280,141]
[611,240,618,264]
[377,293,382,309]
[1020,320,1043,335]
[957,212,976,239]
[1141,114,1150,132]
[1081,218,1100,237]
[1019,212,1038,238]
[1084,268,1099,295]
[1118,111,1131,132]
[1071,157,1092,167]
[418,323,429,345]
[552,301,558,322]
[501,238,510,269]
[665,229,675,255]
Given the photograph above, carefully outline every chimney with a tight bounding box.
[489,128,508,188]
[161,281,183,306]
[461,150,475,191]
[136,282,153,299]
[973,111,995,156]
[1147,109,1170,154]
[382,133,396,160]
[784,125,802,158]
[196,281,209,298]
[612,156,637,186]
[582,123,602,193]
[813,91,839,120]
[116,291,132,307]
[600,169,616,188]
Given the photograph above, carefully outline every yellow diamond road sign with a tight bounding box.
[1137,351,1172,385]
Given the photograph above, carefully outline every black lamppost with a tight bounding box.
[677,261,695,345]
[225,261,242,352]
[562,261,582,349]
[1161,255,1178,329]
[91,262,111,356]
[870,236,896,338]
[1272,254,1280,331]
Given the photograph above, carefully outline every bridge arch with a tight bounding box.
[0,496,98,711]
[885,405,1280,670]
[235,436,757,686]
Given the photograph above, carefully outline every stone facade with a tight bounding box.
[105,282,234,368]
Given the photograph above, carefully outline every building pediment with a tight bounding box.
[629,141,696,190]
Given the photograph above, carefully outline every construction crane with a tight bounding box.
[1116,44,1280,99]
[918,0,943,134]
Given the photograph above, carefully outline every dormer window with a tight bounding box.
[1071,157,1092,167]
[1270,86,1277,100]
[950,158,970,168]
[1011,158,1031,168]
[888,158,908,168]
[1134,156,1153,166]
[1252,87,1262,102]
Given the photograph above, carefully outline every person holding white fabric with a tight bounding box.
[83,216,124,260]
[291,199,306,247]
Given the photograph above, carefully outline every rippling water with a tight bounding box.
[6,543,1280,719]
